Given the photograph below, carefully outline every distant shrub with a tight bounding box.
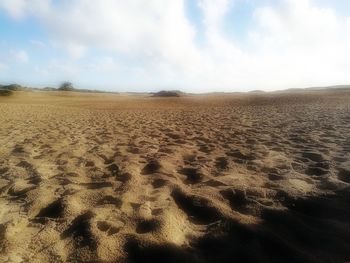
[152,90,182,97]
[58,82,74,91]
[43,87,57,91]
[1,84,23,91]
[249,90,265,93]
[0,89,13,96]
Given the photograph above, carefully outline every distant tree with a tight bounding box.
[58,81,74,91]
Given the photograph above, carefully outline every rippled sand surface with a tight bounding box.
[0,90,350,262]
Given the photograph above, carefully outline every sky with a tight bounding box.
[0,0,350,92]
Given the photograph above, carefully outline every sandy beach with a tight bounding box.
[0,89,350,262]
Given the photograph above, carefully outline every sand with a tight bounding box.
[0,89,350,262]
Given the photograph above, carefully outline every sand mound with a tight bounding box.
[0,89,350,262]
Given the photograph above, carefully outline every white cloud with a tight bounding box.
[199,0,230,29]
[64,43,87,59]
[30,39,46,48]
[0,62,8,71]
[0,0,350,91]
[247,0,350,89]
[87,56,119,73]
[0,0,50,20]
[11,50,29,63]
[0,0,27,19]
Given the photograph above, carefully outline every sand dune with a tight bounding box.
[0,90,350,262]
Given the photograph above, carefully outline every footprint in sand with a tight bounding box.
[215,157,229,171]
[136,219,161,234]
[97,195,122,208]
[178,167,203,184]
[61,211,96,249]
[337,169,350,183]
[96,220,123,235]
[141,160,161,175]
[171,189,222,225]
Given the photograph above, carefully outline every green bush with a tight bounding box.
[0,89,13,96]
[1,84,23,91]
[152,90,182,97]
[58,82,74,91]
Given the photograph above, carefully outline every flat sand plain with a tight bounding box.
[0,90,350,262]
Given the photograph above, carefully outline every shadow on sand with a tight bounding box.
[125,187,350,263]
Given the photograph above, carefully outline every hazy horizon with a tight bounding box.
[1,0,350,92]
[2,81,350,94]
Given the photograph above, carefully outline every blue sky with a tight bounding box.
[0,0,350,92]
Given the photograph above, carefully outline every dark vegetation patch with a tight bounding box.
[0,84,23,91]
[0,89,13,96]
[152,90,183,97]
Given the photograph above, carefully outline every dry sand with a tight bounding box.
[0,89,350,262]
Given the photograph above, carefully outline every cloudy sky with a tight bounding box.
[0,0,350,92]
